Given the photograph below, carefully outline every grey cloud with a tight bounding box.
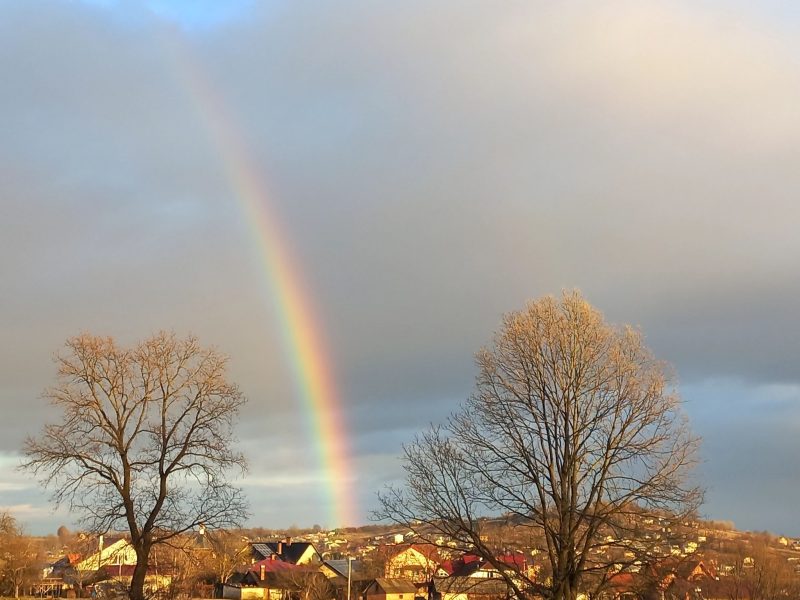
[2,0,800,531]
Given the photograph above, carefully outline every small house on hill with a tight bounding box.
[363,578,418,600]
[604,559,719,600]
[322,560,373,598]
[223,560,324,600]
[75,537,137,573]
[435,576,511,600]
[95,564,172,597]
[385,545,441,583]
[437,553,536,583]
[322,559,369,583]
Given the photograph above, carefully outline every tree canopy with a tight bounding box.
[22,332,249,600]
[378,291,702,600]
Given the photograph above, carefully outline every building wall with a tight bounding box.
[223,585,268,600]
[76,539,138,572]
[387,549,437,580]
[296,546,320,565]
[366,593,415,600]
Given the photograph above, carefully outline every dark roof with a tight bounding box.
[251,543,274,560]
[191,532,211,550]
[251,541,317,564]
[324,559,367,579]
[369,578,418,594]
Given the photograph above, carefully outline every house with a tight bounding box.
[363,578,418,600]
[437,555,483,578]
[223,558,322,600]
[250,540,321,565]
[642,559,717,600]
[322,560,374,599]
[95,564,172,597]
[604,571,642,600]
[437,553,536,582]
[384,545,441,584]
[38,537,169,597]
[434,576,510,600]
[599,558,719,600]
[74,537,137,573]
[322,559,369,584]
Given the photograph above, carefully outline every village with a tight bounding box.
[4,3,800,600]
[3,516,800,600]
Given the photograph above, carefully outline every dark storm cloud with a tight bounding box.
[2,0,800,531]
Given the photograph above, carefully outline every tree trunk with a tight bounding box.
[130,544,151,600]
[552,574,579,600]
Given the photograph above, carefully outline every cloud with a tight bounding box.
[2,0,800,532]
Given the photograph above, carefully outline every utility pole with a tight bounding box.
[347,556,354,600]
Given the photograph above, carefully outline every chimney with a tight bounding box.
[260,564,266,581]
[277,541,283,556]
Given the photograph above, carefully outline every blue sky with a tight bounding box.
[2,0,800,535]
[76,0,258,29]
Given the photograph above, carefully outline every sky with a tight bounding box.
[2,0,800,536]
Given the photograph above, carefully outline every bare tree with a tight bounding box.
[203,529,251,585]
[0,512,40,598]
[377,291,702,600]
[736,540,800,600]
[22,332,249,600]
[273,568,336,600]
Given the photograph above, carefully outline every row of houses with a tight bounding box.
[222,541,520,600]
[36,533,772,600]
[37,536,171,598]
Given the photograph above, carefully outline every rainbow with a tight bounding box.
[163,33,357,528]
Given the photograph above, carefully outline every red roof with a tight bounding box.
[607,572,636,590]
[441,552,527,576]
[439,554,482,576]
[496,553,527,570]
[249,559,306,574]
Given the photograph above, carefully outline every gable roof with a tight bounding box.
[249,559,306,574]
[239,560,310,588]
[251,541,317,564]
[438,553,528,577]
[438,554,482,576]
[251,543,274,561]
[387,544,441,563]
[657,558,717,581]
[76,537,136,572]
[370,578,418,594]
[324,559,367,579]
[496,553,528,571]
